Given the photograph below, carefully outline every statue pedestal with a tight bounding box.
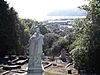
[28,64,44,73]
[27,72,44,75]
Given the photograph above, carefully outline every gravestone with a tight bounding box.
[60,49,66,62]
[28,26,44,73]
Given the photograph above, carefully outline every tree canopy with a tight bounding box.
[70,0,100,74]
[0,0,18,56]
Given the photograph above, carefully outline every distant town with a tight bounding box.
[44,16,86,36]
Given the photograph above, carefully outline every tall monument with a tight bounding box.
[28,26,44,73]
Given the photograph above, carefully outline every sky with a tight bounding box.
[5,0,88,21]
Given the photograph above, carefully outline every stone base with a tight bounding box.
[28,65,44,73]
[28,68,43,73]
[27,72,44,75]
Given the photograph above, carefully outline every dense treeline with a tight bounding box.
[0,0,18,56]
[70,0,100,74]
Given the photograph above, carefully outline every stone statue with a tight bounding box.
[28,26,44,73]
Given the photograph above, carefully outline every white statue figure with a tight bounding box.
[28,26,44,73]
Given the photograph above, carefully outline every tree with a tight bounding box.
[87,0,100,73]
[38,24,50,35]
[52,37,69,57]
[0,0,18,56]
[15,19,31,54]
[43,33,60,55]
[7,7,19,54]
[70,0,100,74]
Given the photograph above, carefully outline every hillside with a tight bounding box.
[48,8,87,16]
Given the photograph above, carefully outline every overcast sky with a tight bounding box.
[5,0,88,21]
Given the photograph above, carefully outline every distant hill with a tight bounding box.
[47,8,87,16]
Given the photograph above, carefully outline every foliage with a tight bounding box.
[52,37,69,57]
[38,24,50,35]
[0,0,18,56]
[43,33,60,55]
[87,0,100,73]
[70,0,100,74]
[64,31,75,50]
[16,19,31,54]
[22,19,35,34]
[23,19,49,35]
